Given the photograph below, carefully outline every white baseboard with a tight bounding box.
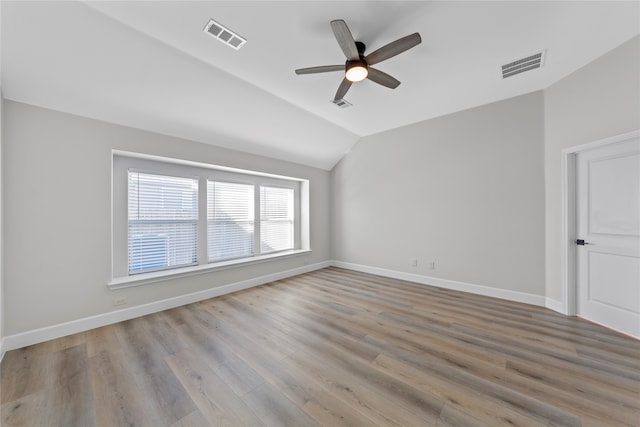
[545,297,565,314]
[2,261,331,352]
[331,261,547,307]
[1,260,563,353]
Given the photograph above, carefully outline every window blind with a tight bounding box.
[260,186,294,253]
[207,181,255,262]
[128,172,198,274]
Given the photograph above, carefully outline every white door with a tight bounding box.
[576,136,640,337]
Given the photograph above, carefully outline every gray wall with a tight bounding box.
[331,35,639,306]
[0,95,4,351]
[2,100,331,335]
[544,36,640,301]
[3,35,638,341]
[332,92,545,296]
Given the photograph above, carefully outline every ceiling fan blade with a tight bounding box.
[334,78,353,100]
[365,33,422,65]
[330,20,360,61]
[295,65,344,75]
[367,67,401,89]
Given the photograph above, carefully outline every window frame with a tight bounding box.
[259,184,296,254]
[127,169,200,274]
[111,151,310,289]
[206,179,256,263]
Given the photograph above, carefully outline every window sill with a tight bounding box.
[108,249,311,290]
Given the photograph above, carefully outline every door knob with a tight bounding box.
[576,239,592,245]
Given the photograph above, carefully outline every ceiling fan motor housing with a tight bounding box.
[345,41,368,82]
[294,20,422,100]
[346,58,368,69]
[345,59,368,81]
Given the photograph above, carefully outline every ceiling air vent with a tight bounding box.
[331,98,352,109]
[501,50,546,79]
[203,19,246,50]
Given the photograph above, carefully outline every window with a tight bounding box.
[128,172,198,274]
[112,152,309,287]
[208,181,254,262]
[260,186,294,253]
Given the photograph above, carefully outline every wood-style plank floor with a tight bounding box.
[2,267,639,426]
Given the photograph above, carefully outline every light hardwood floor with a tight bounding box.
[1,267,639,426]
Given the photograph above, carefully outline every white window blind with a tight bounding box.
[208,181,255,262]
[128,172,198,274]
[260,186,294,253]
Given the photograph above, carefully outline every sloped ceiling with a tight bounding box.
[2,1,639,169]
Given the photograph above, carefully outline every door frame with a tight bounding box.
[561,129,640,316]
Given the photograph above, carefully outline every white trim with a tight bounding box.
[112,152,310,280]
[108,249,311,289]
[2,254,587,352]
[2,261,331,352]
[332,261,546,307]
[562,130,640,156]
[560,130,640,318]
[545,298,564,314]
[560,151,577,316]
[113,149,305,182]
[1,92,4,364]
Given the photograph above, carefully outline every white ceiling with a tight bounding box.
[2,1,639,170]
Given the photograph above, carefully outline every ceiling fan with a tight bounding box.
[295,20,422,102]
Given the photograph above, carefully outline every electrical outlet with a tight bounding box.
[411,259,418,267]
[429,261,436,270]
[113,297,127,307]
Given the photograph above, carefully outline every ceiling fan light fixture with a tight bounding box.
[345,61,368,82]
[294,19,422,100]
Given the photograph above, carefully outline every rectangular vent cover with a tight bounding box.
[331,98,352,109]
[502,50,545,79]
[204,19,246,50]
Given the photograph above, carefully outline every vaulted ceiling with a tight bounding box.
[2,1,638,169]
